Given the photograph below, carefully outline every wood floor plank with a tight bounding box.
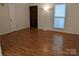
[0,28,79,56]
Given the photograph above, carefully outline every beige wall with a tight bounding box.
[28,3,79,35]
[0,3,79,35]
[15,3,29,31]
[0,3,29,35]
[52,3,79,35]
[27,3,53,29]
[0,4,10,35]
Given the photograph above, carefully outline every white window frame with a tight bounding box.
[53,3,66,29]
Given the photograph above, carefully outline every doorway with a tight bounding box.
[29,6,38,28]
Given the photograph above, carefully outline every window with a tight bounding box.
[54,4,66,29]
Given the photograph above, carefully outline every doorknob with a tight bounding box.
[10,19,12,21]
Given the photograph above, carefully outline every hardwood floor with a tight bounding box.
[0,28,79,56]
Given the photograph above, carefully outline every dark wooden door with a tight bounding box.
[29,6,38,28]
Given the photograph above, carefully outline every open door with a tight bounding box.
[29,6,38,28]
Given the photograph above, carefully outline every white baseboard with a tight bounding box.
[0,26,30,36]
[0,27,79,36]
[0,31,11,36]
[16,26,29,31]
[38,27,79,35]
